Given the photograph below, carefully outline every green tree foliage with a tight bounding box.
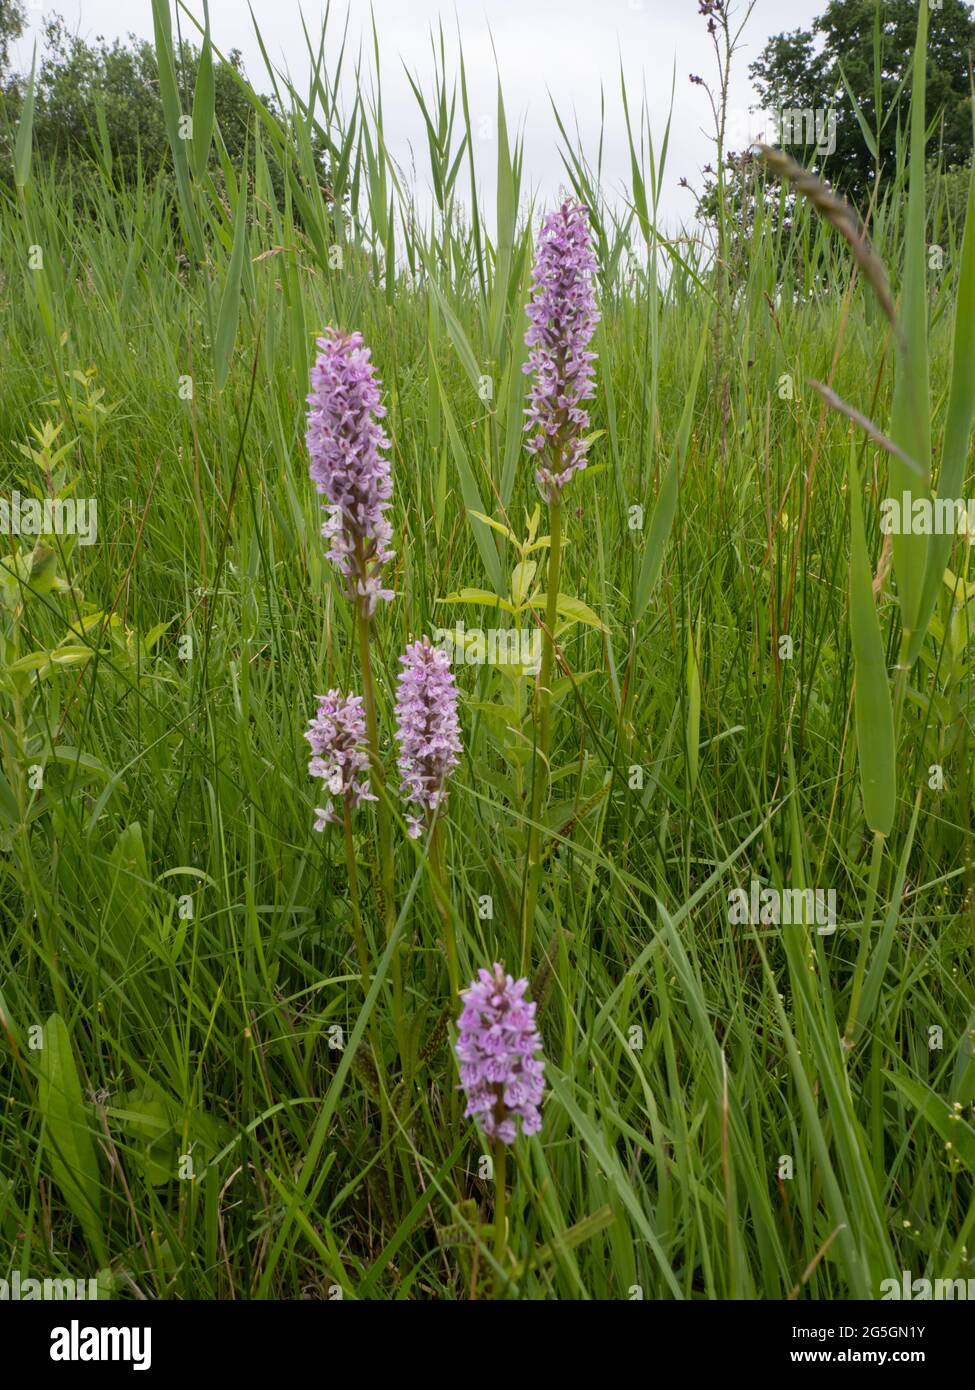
[0,0,26,77]
[2,15,260,185]
[750,0,975,207]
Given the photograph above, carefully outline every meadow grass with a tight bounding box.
[0,0,973,1300]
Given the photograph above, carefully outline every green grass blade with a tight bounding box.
[847,445,896,838]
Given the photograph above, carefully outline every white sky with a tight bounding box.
[14,0,821,228]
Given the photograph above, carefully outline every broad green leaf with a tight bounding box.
[441,588,516,614]
[14,47,36,190]
[532,592,607,631]
[909,90,975,664]
[91,90,113,176]
[38,1014,105,1260]
[141,620,173,655]
[117,1090,175,1187]
[887,0,931,647]
[49,747,113,780]
[424,269,482,392]
[468,510,516,543]
[499,298,529,507]
[105,822,150,961]
[488,80,519,363]
[191,24,216,179]
[214,149,249,390]
[50,646,96,667]
[511,560,536,607]
[151,0,204,261]
[6,646,94,678]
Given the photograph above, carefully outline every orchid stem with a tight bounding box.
[356,598,409,1081]
[430,815,459,1004]
[492,1139,508,1299]
[522,494,562,975]
[342,801,372,996]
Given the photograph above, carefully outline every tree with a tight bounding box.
[0,0,26,78]
[749,0,975,209]
[17,15,258,185]
[1,13,334,216]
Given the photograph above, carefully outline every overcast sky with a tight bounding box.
[15,0,821,227]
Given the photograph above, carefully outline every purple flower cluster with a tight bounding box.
[523,200,600,499]
[393,636,462,838]
[306,327,394,617]
[455,964,545,1144]
[305,689,375,830]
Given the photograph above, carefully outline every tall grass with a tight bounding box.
[0,0,973,1299]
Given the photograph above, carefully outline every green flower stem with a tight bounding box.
[430,815,459,1003]
[492,1138,508,1299]
[342,793,397,1194]
[522,495,562,975]
[355,596,408,1078]
[430,814,460,1134]
[342,799,373,998]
